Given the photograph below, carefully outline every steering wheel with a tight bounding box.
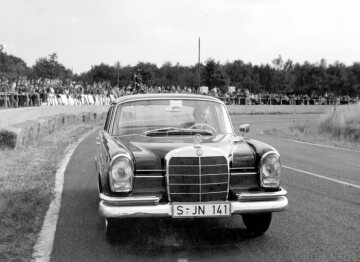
[188,123,216,133]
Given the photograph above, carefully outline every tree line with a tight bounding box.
[1,47,359,97]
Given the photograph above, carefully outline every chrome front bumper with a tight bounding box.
[99,188,288,218]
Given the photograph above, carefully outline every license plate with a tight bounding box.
[172,203,231,218]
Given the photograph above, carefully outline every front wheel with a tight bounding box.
[105,218,117,240]
[242,212,272,235]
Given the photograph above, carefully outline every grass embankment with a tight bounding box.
[265,103,360,150]
[0,123,97,262]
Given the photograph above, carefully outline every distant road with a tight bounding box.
[0,106,108,129]
[50,114,360,262]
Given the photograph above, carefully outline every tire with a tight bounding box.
[105,218,117,241]
[242,212,272,235]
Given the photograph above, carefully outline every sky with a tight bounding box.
[1,0,360,73]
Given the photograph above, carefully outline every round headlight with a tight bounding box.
[259,151,281,189]
[110,155,134,192]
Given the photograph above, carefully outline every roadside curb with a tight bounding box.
[0,112,106,150]
[32,127,99,262]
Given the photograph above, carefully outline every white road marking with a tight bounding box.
[232,119,288,123]
[258,130,360,153]
[32,127,98,262]
[283,165,360,189]
[281,138,360,153]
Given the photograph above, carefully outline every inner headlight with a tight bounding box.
[109,155,134,192]
[259,151,281,189]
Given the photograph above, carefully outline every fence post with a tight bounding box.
[4,93,8,108]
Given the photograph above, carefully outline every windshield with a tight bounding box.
[112,99,233,136]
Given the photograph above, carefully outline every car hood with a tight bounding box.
[113,134,256,170]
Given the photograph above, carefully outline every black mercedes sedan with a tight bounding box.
[95,93,288,237]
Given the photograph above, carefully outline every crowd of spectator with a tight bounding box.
[0,78,118,108]
[102,83,359,106]
[0,77,358,108]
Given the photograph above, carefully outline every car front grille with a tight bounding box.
[167,156,229,202]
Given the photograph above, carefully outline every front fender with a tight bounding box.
[98,131,134,195]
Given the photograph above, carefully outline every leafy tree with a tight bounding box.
[2,47,360,98]
[258,64,274,92]
[89,63,115,83]
[135,62,158,86]
[32,53,72,81]
[0,50,29,80]
[202,58,229,92]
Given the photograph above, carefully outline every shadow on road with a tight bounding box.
[105,217,264,255]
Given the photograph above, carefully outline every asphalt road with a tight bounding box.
[51,114,360,262]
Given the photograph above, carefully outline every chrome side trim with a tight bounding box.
[230,167,256,170]
[135,176,164,178]
[230,172,257,176]
[236,187,287,201]
[136,169,165,172]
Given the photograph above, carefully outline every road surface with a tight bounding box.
[50,114,360,262]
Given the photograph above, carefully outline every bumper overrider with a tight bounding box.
[99,187,288,218]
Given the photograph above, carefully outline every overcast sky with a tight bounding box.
[1,0,360,73]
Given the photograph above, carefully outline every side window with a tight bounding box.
[104,106,114,132]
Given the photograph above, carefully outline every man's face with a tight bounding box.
[200,108,210,123]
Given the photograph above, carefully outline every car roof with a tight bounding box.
[111,93,224,105]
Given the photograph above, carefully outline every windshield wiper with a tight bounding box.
[143,127,182,136]
[143,127,214,136]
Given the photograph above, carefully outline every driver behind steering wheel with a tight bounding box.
[186,105,216,132]
[196,106,211,125]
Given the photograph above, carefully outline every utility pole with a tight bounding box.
[198,37,201,89]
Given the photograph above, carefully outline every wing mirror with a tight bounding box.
[239,124,250,136]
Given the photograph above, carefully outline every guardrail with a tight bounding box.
[0,93,115,108]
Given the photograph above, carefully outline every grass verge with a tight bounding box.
[264,103,360,150]
[226,104,340,115]
[0,123,98,262]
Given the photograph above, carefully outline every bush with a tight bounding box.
[0,129,17,149]
[319,103,360,143]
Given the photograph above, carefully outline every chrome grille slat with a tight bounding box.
[170,182,229,186]
[170,164,228,167]
[170,173,229,176]
[167,173,228,177]
[167,153,229,202]
[170,191,228,195]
